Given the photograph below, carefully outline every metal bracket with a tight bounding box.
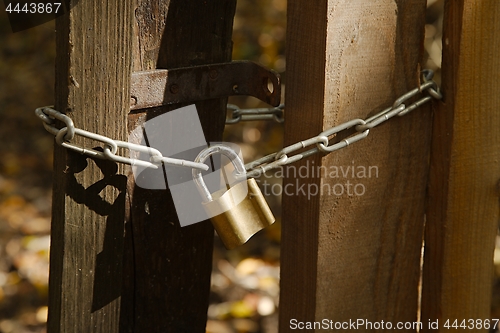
[130,61,281,110]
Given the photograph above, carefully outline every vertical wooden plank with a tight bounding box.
[280,0,430,331]
[120,1,236,332]
[48,0,134,332]
[421,1,500,330]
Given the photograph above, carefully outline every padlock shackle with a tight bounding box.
[192,144,246,202]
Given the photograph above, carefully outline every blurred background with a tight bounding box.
[1,0,492,332]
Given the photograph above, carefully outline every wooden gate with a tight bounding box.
[47,0,500,332]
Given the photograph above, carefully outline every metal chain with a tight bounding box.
[243,69,442,178]
[35,106,210,171]
[226,104,285,124]
[36,70,441,177]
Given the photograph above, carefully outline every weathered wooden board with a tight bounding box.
[421,1,500,331]
[280,1,430,331]
[120,1,236,332]
[49,1,237,332]
[48,0,134,332]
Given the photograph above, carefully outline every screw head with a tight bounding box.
[170,84,179,94]
[209,69,218,80]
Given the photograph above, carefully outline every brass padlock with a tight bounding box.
[192,144,275,249]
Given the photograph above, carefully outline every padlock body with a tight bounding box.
[203,178,275,249]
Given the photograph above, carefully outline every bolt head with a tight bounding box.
[170,84,179,94]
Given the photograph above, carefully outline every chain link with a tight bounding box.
[244,70,442,178]
[226,104,285,124]
[36,70,441,178]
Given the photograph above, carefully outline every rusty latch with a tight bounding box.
[130,61,281,110]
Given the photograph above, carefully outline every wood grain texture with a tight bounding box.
[280,1,430,331]
[421,1,500,330]
[119,1,236,332]
[48,0,134,332]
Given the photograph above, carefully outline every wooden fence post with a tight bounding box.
[280,0,430,331]
[48,1,236,332]
[121,1,236,332]
[421,1,500,330]
[48,1,134,332]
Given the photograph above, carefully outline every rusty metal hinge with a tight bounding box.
[130,61,281,110]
